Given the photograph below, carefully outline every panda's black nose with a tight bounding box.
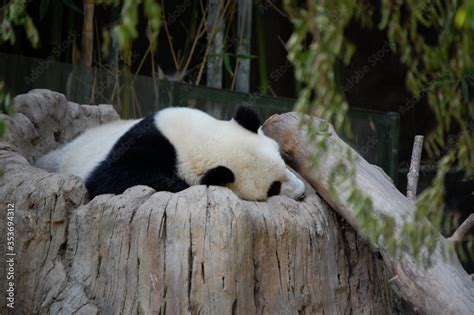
[297,191,305,200]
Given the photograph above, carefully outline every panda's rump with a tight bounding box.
[35,145,69,173]
[59,119,139,179]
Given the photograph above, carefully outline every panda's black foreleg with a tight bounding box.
[155,175,190,193]
[85,166,189,199]
[85,114,190,198]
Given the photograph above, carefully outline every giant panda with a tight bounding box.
[36,106,306,201]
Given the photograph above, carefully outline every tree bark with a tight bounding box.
[262,112,474,314]
[449,214,474,243]
[0,90,399,314]
[407,135,424,201]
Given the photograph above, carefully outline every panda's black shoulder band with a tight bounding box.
[233,106,261,133]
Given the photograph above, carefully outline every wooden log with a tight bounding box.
[262,112,474,314]
[449,214,474,243]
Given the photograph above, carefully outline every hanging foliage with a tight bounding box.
[0,0,39,47]
[284,0,474,263]
[106,0,162,52]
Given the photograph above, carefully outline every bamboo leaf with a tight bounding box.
[455,7,466,28]
[24,16,39,48]
[224,53,233,76]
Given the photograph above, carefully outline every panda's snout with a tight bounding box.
[296,191,305,200]
[281,169,306,200]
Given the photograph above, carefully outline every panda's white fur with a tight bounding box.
[58,120,138,179]
[37,107,305,201]
[157,107,304,200]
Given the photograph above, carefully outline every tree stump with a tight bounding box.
[0,90,398,314]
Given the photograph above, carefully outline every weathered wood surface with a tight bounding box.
[406,135,424,201]
[0,90,398,314]
[262,112,474,314]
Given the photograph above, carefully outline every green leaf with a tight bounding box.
[455,7,466,29]
[24,16,39,48]
[40,0,50,21]
[62,0,83,14]
[223,53,233,76]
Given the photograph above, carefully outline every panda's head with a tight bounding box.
[198,106,306,201]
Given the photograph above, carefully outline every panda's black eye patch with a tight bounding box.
[267,181,281,197]
[200,166,235,187]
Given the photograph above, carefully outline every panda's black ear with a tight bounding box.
[200,166,235,187]
[233,106,261,133]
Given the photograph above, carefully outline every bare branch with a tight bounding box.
[449,214,474,242]
[407,135,424,202]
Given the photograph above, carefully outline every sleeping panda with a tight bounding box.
[36,106,305,201]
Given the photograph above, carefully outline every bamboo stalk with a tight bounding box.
[255,0,268,94]
[449,214,474,242]
[235,0,253,92]
[206,0,225,88]
[80,0,95,67]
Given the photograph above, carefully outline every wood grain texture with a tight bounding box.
[262,112,474,314]
[0,90,398,314]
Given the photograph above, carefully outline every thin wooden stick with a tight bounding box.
[449,214,474,242]
[160,0,180,70]
[407,135,424,202]
[196,0,231,86]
